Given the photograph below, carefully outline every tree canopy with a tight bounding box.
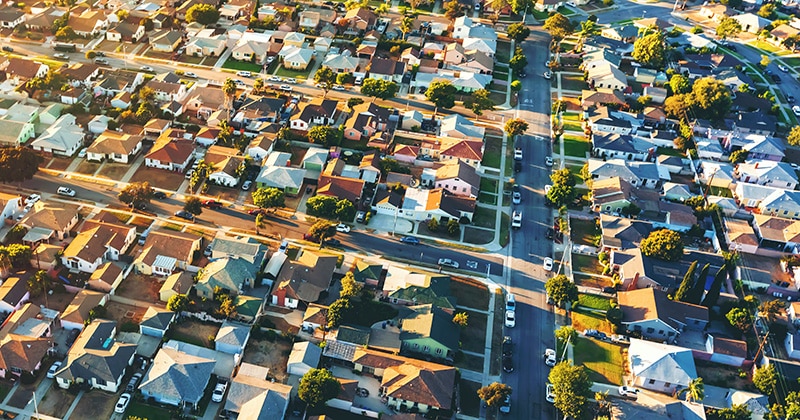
[788,126,800,146]
[716,16,742,40]
[633,31,668,69]
[360,78,398,101]
[307,125,341,147]
[707,404,752,420]
[504,118,528,139]
[549,362,593,419]
[507,22,531,43]
[307,220,337,243]
[753,364,779,396]
[543,13,572,41]
[313,66,337,95]
[425,80,457,114]
[167,294,189,312]
[252,187,285,210]
[464,88,495,117]
[184,196,203,215]
[669,74,691,95]
[477,382,512,407]
[0,147,42,183]
[298,369,341,407]
[118,181,154,208]
[640,229,684,262]
[725,307,753,334]
[185,3,220,25]
[545,275,578,307]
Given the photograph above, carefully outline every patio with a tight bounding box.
[329,365,394,416]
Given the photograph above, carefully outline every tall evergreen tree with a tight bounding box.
[674,261,698,302]
[702,264,727,308]
[687,263,710,305]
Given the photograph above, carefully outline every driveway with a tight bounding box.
[367,214,414,235]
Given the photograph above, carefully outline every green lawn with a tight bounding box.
[480,177,498,194]
[562,112,581,122]
[473,206,497,229]
[783,57,800,68]
[557,5,576,16]
[531,9,550,20]
[750,40,791,56]
[572,253,604,275]
[571,309,615,333]
[570,217,600,246]
[500,212,510,247]
[275,60,315,79]
[561,75,588,92]
[563,121,583,132]
[459,379,482,417]
[563,136,590,158]
[482,136,503,169]
[657,146,684,157]
[496,40,512,64]
[573,337,625,385]
[221,57,262,73]
[577,293,612,311]
[126,401,173,420]
[478,191,497,205]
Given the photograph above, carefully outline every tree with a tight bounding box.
[360,79,398,102]
[504,118,528,139]
[399,16,414,40]
[185,3,220,25]
[686,263,710,305]
[55,25,76,41]
[576,20,600,49]
[327,298,353,328]
[760,54,771,68]
[308,220,337,243]
[477,382,512,407]
[255,213,266,235]
[306,195,338,219]
[339,272,361,299]
[166,294,189,312]
[549,362,592,419]
[252,187,285,210]
[298,369,341,408]
[118,181,154,208]
[424,80,456,116]
[543,13,572,42]
[222,78,237,109]
[702,264,727,308]
[446,219,460,236]
[347,97,364,111]
[509,49,528,74]
[674,261,698,303]
[545,275,578,307]
[640,229,684,262]
[554,325,577,344]
[708,404,752,420]
[184,196,203,215]
[664,93,691,119]
[753,364,779,395]
[443,0,463,21]
[758,3,776,19]
[463,88,495,117]
[679,378,705,403]
[26,270,50,297]
[453,312,469,327]
[788,126,800,146]
[507,22,531,43]
[633,31,667,69]
[0,147,42,184]
[546,183,575,207]
[606,306,623,323]
[726,307,753,334]
[729,149,749,164]
[759,299,787,324]
[669,74,691,94]
[690,77,732,121]
[716,16,742,40]
[510,80,522,92]
[313,66,337,97]
[307,125,341,147]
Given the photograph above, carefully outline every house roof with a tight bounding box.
[400,304,459,350]
[56,320,136,384]
[276,251,337,302]
[3,58,45,80]
[61,63,99,81]
[140,307,174,332]
[139,346,215,405]
[31,114,84,152]
[151,29,182,46]
[138,229,200,267]
[160,271,194,298]
[209,235,266,264]
[303,304,328,326]
[21,203,78,233]
[224,371,292,417]
[434,160,479,189]
[317,175,365,204]
[369,57,404,75]
[197,257,259,296]
[600,214,652,250]
[234,295,263,320]
[287,341,322,370]
[87,130,143,156]
[146,139,195,164]
[440,138,483,161]
[257,165,305,189]
[0,335,51,373]
[296,99,338,123]
[628,338,696,387]
[215,320,250,350]
[439,114,485,140]
[63,221,132,264]
[61,290,106,326]
[618,288,709,331]
[753,214,800,244]
[709,335,747,358]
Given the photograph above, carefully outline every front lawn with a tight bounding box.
[221,57,262,73]
[451,276,490,311]
[459,379,482,417]
[571,308,615,334]
[572,253,604,275]
[750,40,790,56]
[275,60,315,79]
[126,401,173,420]
[473,206,497,229]
[464,226,494,245]
[561,75,588,91]
[499,212,510,247]
[482,135,503,169]
[563,135,589,158]
[577,293,612,311]
[496,40,512,63]
[570,217,600,247]
[573,337,625,385]
[657,146,684,157]
[460,310,488,353]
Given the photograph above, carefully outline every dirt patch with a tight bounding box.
[7,383,35,409]
[39,386,77,418]
[75,161,100,175]
[116,273,164,305]
[93,39,122,53]
[29,290,76,314]
[450,276,490,311]
[166,318,220,349]
[129,215,155,232]
[260,315,300,334]
[47,157,73,171]
[205,185,241,203]
[128,166,186,191]
[104,301,148,325]
[69,389,117,419]
[96,163,129,180]
[242,337,293,381]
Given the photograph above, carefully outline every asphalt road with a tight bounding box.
[500,28,558,420]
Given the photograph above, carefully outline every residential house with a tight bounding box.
[183,85,226,120]
[145,140,195,172]
[585,107,633,135]
[0,8,25,28]
[601,25,638,43]
[534,0,565,12]
[736,160,798,190]
[204,146,245,187]
[54,320,136,392]
[587,158,662,189]
[343,102,391,141]
[20,203,79,242]
[587,62,628,91]
[159,271,194,303]
[703,386,770,420]
[61,219,137,273]
[146,80,188,103]
[289,99,338,132]
[185,33,227,57]
[1,58,48,85]
[323,53,360,74]
[581,89,626,109]
[317,175,365,206]
[661,182,693,202]
[281,46,314,70]
[139,307,175,339]
[439,114,485,141]
[287,341,322,377]
[86,131,143,164]
[343,8,377,33]
[195,127,221,147]
[214,321,250,355]
[368,58,405,83]
[86,262,123,293]
[731,12,770,33]
[93,70,145,97]
[618,288,709,344]
[194,257,259,299]
[611,248,725,291]
[705,335,748,367]
[628,338,697,395]
[770,24,800,48]
[352,259,383,288]
[382,266,456,310]
[592,133,652,161]
[106,21,145,42]
[232,39,270,64]
[256,152,306,195]
[752,214,800,253]
[302,304,328,332]
[207,234,266,264]
[0,277,29,314]
[422,161,480,198]
[759,190,800,220]
[68,9,108,37]
[599,214,652,251]
[732,112,778,137]
[0,303,58,380]
[61,290,107,332]
[223,364,292,418]
[61,63,101,88]
[110,91,132,109]
[271,251,337,308]
[399,188,475,223]
[138,346,214,408]
[150,30,183,52]
[135,229,202,276]
[245,135,274,162]
[30,114,84,157]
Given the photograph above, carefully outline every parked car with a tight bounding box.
[283,78,297,84]
[324,238,341,247]
[94,58,109,65]
[514,161,522,172]
[618,386,640,397]
[779,64,789,72]
[790,95,796,104]
[212,379,228,403]
[57,186,76,197]
[115,393,132,413]
[332,84,346,91]
[268,76,282,82]
[543,257,554,271]
[78,148,87,158]
[335,223,350,233]
[544,348,557,367]
[241,180,252,191]
[512,191,521,204]
[400,236,420,245]
[772,74,782,84]
[503,355,514,373]
[54,53,69,59]
[66,328,80,346]
[174,210,195,221]
[511,211,522,228]
[543,71,552,80]
[506,294,515,311]
[236,71,252,77]
[280,85,293,91]
[546,384,555,403]
[502,336,513,356]
[139,65,154,72]
[153,191,167,199]
[1,46,12,52]
[545,156,554,167]
[499,395,511,414]
[793,105,800,117]
[184,72,198,78]
[126,372,143,392]
[611,334,630,343]
[584,329,608,341]
[438,258,459,268]
[47,361,62,379]
[513,148,523,161]
[25,194,41,205]
[202,200,223,209]
[505,310,515,328]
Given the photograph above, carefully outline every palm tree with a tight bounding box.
[576,20,600,51]
[27,270,50,308]
[680,378,705,403]
[255,213,265,235]
[595,391,610,417]
[222,78,237,112]
[400,16,414,41]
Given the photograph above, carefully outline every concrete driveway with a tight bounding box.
[367,214,414,235]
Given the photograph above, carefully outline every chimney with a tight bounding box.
[755,162,759,169]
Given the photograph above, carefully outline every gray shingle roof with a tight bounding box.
[139,347,214,406]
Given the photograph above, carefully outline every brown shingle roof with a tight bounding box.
[317,175,364,203]
[87,131,143,155]
[618,288,709,331]
[138,229,200,266]
[146,139,195,164]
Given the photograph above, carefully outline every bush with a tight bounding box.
[265,329,278,342]
[120,321,139,332]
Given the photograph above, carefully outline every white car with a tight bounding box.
[78,148,87,158]
[266,56,275,64]
[546,384,555,403]
[544,349,557,367]
[139,65,154,72]
[53,53,68,59]
[544,184,552,194]
[499,395,511,414]
[283,78,297,84]
[279,85,293,91]
[512,191,521,204]
[511,211,522,228]
[779,64,789,72]
[268,76,282,82]
[236,70,252,77]
[438,258,459,269]
[505,310,516,328]
[336,223,351,233]
[57,186,76,197]
[332,84,346,90]
[184,72,198,78]
[793,105,800,117]
[543,257,554,271]
[543,71,552,80]
[513,148,523,161]
[25,194,41,205]
[47,361,62,379]
[115,393,131,413]
[212,380,228,403]
[619,386,640,397]
[545,156,553,167]
[241,180,252,190]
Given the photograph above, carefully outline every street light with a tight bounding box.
[29,391,39,419]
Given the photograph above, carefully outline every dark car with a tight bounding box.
[153,191,167,199]
[324,238,341,247]
[503,355,514,373]
[400,236,420,245]
[502,336,513,357]
[602,286,617,294]
[514,161,522,172]
[174,210,195,221]
[772,74,782,84]
[66,328,80,346]
[128,202,147,211]
[202,200,222,209]
[545,227,555,240]
[2,46,12,52]
[248,208,266,216]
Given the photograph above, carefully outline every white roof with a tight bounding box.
[30,114,84,152]
[628,338,697,387]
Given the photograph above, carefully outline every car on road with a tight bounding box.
[333,84,346,90]
[544,184,552,194]
[324,238,341,247]
[512,191,521,204]
[78,148,87,158]
[174,210,195,221]
[546,384,555,403]
[57,186,76,197]
[139,65,154,72]
[400,236,420,245]
[793,106,800,117]
[212,379,228,403]
[202,200,223,209]
[94,58,109,65]
[544,349,557,367]
[500,395,511,414]
[25,194,41,205]
[233,79,245,86]
[283,78,297,84]
[280,85,293,91]
[619,386,640,397]
[514,161,521,172]
[779,64,789,72]
[543,71,552,80]
[502,336,513,356]
[772,74,782,84]
[503,355,514,373]
[513,148,523,161]
[789,95,796,103]
[153,191,167,199]
[1,46,12,52]
[184,72,198,78]
[543,257,554,271]
[268,76,282,82]
[438,258,459,269]
[545,156,553,167]
[511,211,522,228]
[506,294,515,311]
[241,180,252,190]
[466,260,478,269]
[236,71,252,77]
[54,53,69,59]
[505,310,515,328]
[47,361,62,379]
[115,393,132,413]
[336,223,350,233]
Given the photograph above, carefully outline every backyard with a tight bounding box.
[39,387,78,418]
[115,273,163,303]
[69,390,117,420]
[573,337,625,385]
[242,335,293,382]
[128,166,186,191]
[165,318,220,349]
